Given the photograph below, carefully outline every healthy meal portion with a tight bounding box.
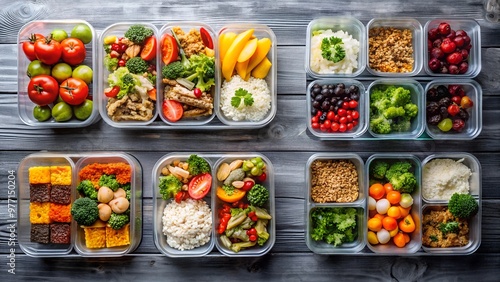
[158,155,213,251]
[215,157,272,253]
[102,24,157,122]
[219,29,273,122]
[310,29,360,74]
[29,166,72,244]
[310,207,358,247]
[161,27,216,122]
[367,160,417,248]
[422,158,472,200]
[369,27,414,73]
[72,162,132,249]
[310,159,359,203]
[20,24,94,123]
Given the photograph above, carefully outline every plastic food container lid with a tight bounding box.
[305,17,367,78]
[17,20,99,128]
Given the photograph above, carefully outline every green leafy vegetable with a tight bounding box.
[310,207,357,247]
[186,154,210,176]
[76,180,97,200]
[124,25,154,44]
[98,174,120,191]
[231,88,254,108]
[321,36,346,63]
[439,221,459,234]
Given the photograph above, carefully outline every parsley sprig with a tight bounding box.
[320,36,346,63]
[231,88,254,108]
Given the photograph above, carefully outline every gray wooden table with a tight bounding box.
[1,0,499,280]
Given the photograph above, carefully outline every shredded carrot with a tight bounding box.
[79,162,131,187]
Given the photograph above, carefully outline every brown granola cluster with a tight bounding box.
[310,159,359,203]
[368,27,414,73]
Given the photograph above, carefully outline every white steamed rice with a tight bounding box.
[310,29,360,74]
[162,198,212,251]
[220,75,271,121]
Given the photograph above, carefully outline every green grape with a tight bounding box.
[250,166,262,176]
[438,118,453,132]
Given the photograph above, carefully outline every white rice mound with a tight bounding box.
[310,29,360,74]
[162,198,212,251]
[422,158,472,200]
[220,75,271,121]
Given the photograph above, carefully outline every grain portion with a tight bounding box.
[368,27,414,73]
[310,159,359,203]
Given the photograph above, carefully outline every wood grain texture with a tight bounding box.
[0,0,499,280]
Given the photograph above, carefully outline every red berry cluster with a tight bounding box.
[426,85,473,132]
[427,22,472,74]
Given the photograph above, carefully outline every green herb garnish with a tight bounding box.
[231,88,254,108]
[321,36,346,63]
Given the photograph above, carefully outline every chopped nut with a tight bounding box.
[125,45,141,58]
[229,160,243,171]
[232,181,245,189]
[217,163,231,181]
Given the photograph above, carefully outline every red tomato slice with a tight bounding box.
[200,27,213,49]
[141,36,157,61]
[161,34,178,65]
[162,99,183,122]
[188,173,212,200]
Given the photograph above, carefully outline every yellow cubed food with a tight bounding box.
[84,227,106,249]
[50,166,72,185]
[106,224,130,248]
[29,166,51,184]
[29,202,51,224]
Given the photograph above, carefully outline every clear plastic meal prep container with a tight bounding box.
[98,22,160,128]
[153,153,275,257]
[158,22,218,126]
[424,79,482,140]
[305,153,366,254]
[17,152,142,257]
[367,79,425,139]
[17,20,99,128]
[305,17,367,78]
[366,18,423,77]
[423,19,481,78]
[216,24,277,128]
[420,153,481,255]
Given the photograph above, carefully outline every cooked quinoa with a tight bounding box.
[310,159,359,203]
[422,208,469,248]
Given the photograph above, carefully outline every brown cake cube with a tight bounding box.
[50,185,71,205]
[50,223,71,244]
[30,183,51,203]
[30,224,50,244]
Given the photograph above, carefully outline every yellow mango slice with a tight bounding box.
[219,32,237,63]
[251,57,272,79]
[235,60,249,80]
[222,29,254,81]
[205,47,215,57]
[247,38,272,73]
[237,38,258,63]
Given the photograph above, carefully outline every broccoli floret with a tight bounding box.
[371,161,389,179]
[108,212,129,230]
[391,116,412,132]
[390,172,417,193]
[99,174,120,191]
[383,106,406,119]
[448,193,479,218]
[104,54,118,72]
[158,175,182,200]
[404,103,418,118]
[71,197,99,226]
[320,36,346,63]
[162,61,184,79]
[370,114,392,134]
[389,86,412,107]
[126,57,149,74]
[186,154,210,176]
[385,162,413,180]
[76,180,97,200]
[439,221,460,234]
[124,24,154,44]
[184,54,216,92]
[247,184,269,207]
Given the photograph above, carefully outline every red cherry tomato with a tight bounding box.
[59,77,89,105]
[141,36,157,61]
[60,38,86,65]
[162,99,184,122]
[27,75,59,106]
[22,33,44,61]
[200,27,213,49]
[188,173,212,199]
[161,34,179,65]
[104,85,120,98]
[242,181,254,192]
[34,36,62,65]
[257,172,267,182]
[174,191,185,203]
[349,100,358,109]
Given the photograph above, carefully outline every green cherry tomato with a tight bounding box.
[51,101,73,122]
[50,28,68,42]
[27,60,51,78]
[73,99,93,120]
[33,105,51,121]
[70,24,92,44]
[437,118,453,132]
[72,65,93,84]
[51,62,73,83]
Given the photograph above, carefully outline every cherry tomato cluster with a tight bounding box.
[426,84,473,132]
[21,26,93,122]
[217,204,233,234]
[310,83,361,133]
[367,183,416,248]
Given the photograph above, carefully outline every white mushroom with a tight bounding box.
[97,186,114,204]
[108,197,130,214]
